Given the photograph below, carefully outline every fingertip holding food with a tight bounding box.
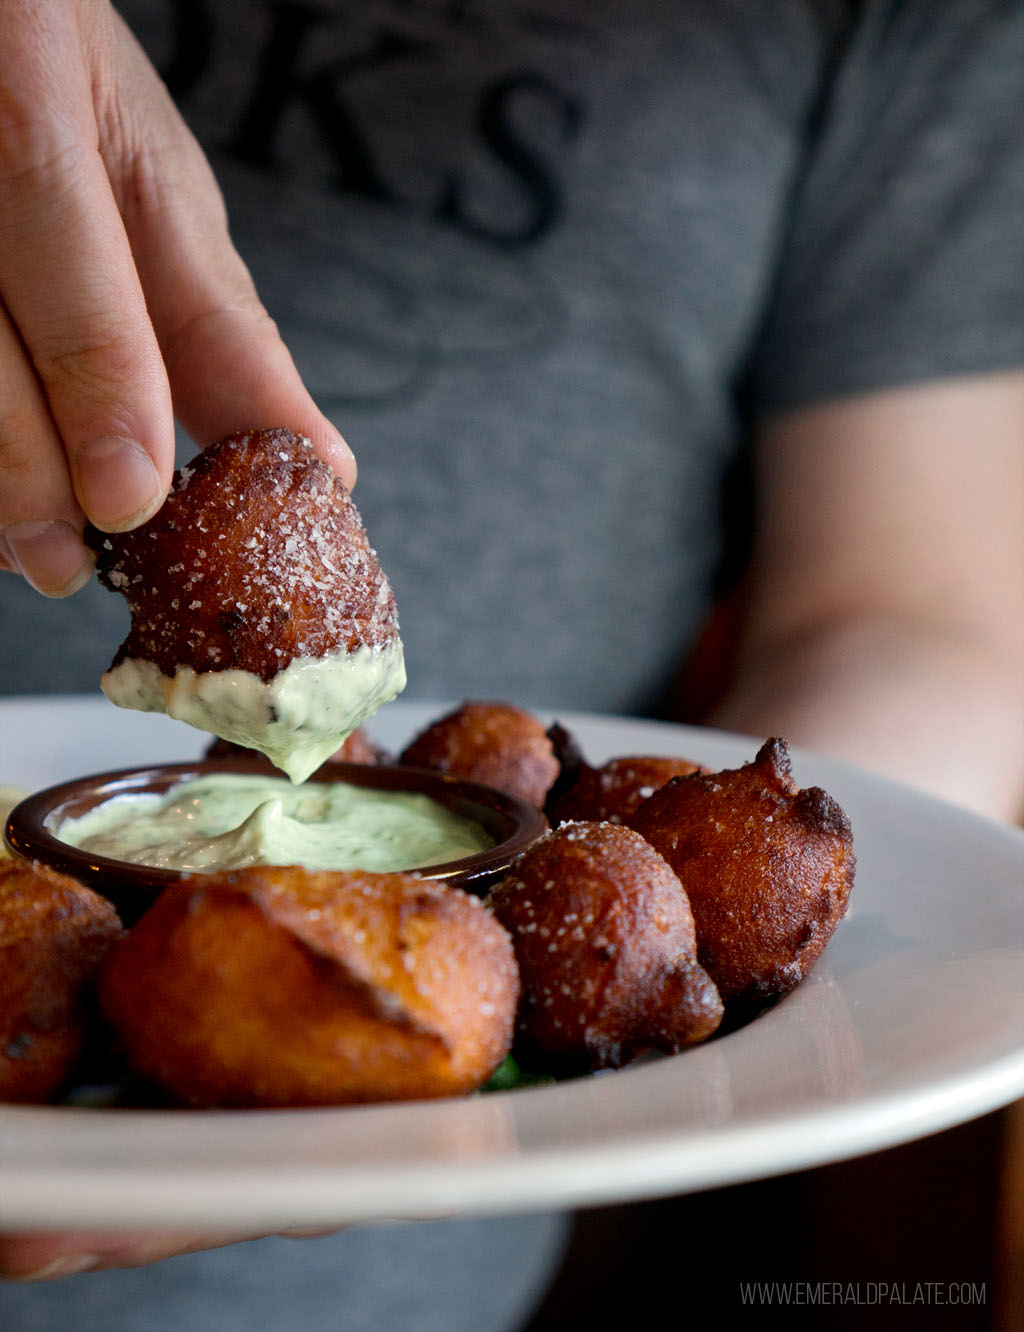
[76,436,165,533]
[315,421,357,490]
[1,521,95,597]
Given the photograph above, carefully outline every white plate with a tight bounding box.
[2,695,1023,1230]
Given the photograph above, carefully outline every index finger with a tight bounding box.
[0,0,173,533]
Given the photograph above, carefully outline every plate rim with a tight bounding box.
[2,694,1023,1228]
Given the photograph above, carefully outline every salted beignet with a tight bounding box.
[0,861,123,1103]
[631,738,854,1007]
[547,754,703,826]
[490,822,722,1071]
[400,701,559,807]
[87,428,405,782]
[99,866,518,1107]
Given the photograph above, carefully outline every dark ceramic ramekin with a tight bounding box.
[3,757,547,923]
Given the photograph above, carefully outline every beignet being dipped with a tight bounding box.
[87,429,405,782]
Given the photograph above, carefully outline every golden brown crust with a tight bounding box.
[547,755,703,826]
[98,866,519,1107]
[0,861,123,1103]
[399,701,560,807]
[630,738,855,1007]
[489,822,722,1071]
[87,428,400,682]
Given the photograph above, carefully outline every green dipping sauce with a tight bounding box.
[56,773,495,875]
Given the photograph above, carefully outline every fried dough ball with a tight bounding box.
[400,701,560,807]
[86,428,405,782]
[90,428,400,681]
[630,738,855,1007]
[99,866,518,1107]
[547,755,703,826]
[0,861,123,1103]
[489,822,723,1071]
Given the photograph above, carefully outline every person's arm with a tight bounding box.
[0,0,354,598]
[0,2,358,1279]
[707,371,1024,823]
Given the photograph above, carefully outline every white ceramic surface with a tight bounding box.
[2,694,1023,1229]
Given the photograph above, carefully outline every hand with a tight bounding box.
[0,0,354,598]
[0,1227,336,1282]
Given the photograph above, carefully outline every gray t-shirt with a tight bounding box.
[1,7,1023,1332]
[3,0,1024,716]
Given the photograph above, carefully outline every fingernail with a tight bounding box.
[318,424,356,486]
[8,1253,101,1282]
[3,521,95,597]
[77,436,162,531]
